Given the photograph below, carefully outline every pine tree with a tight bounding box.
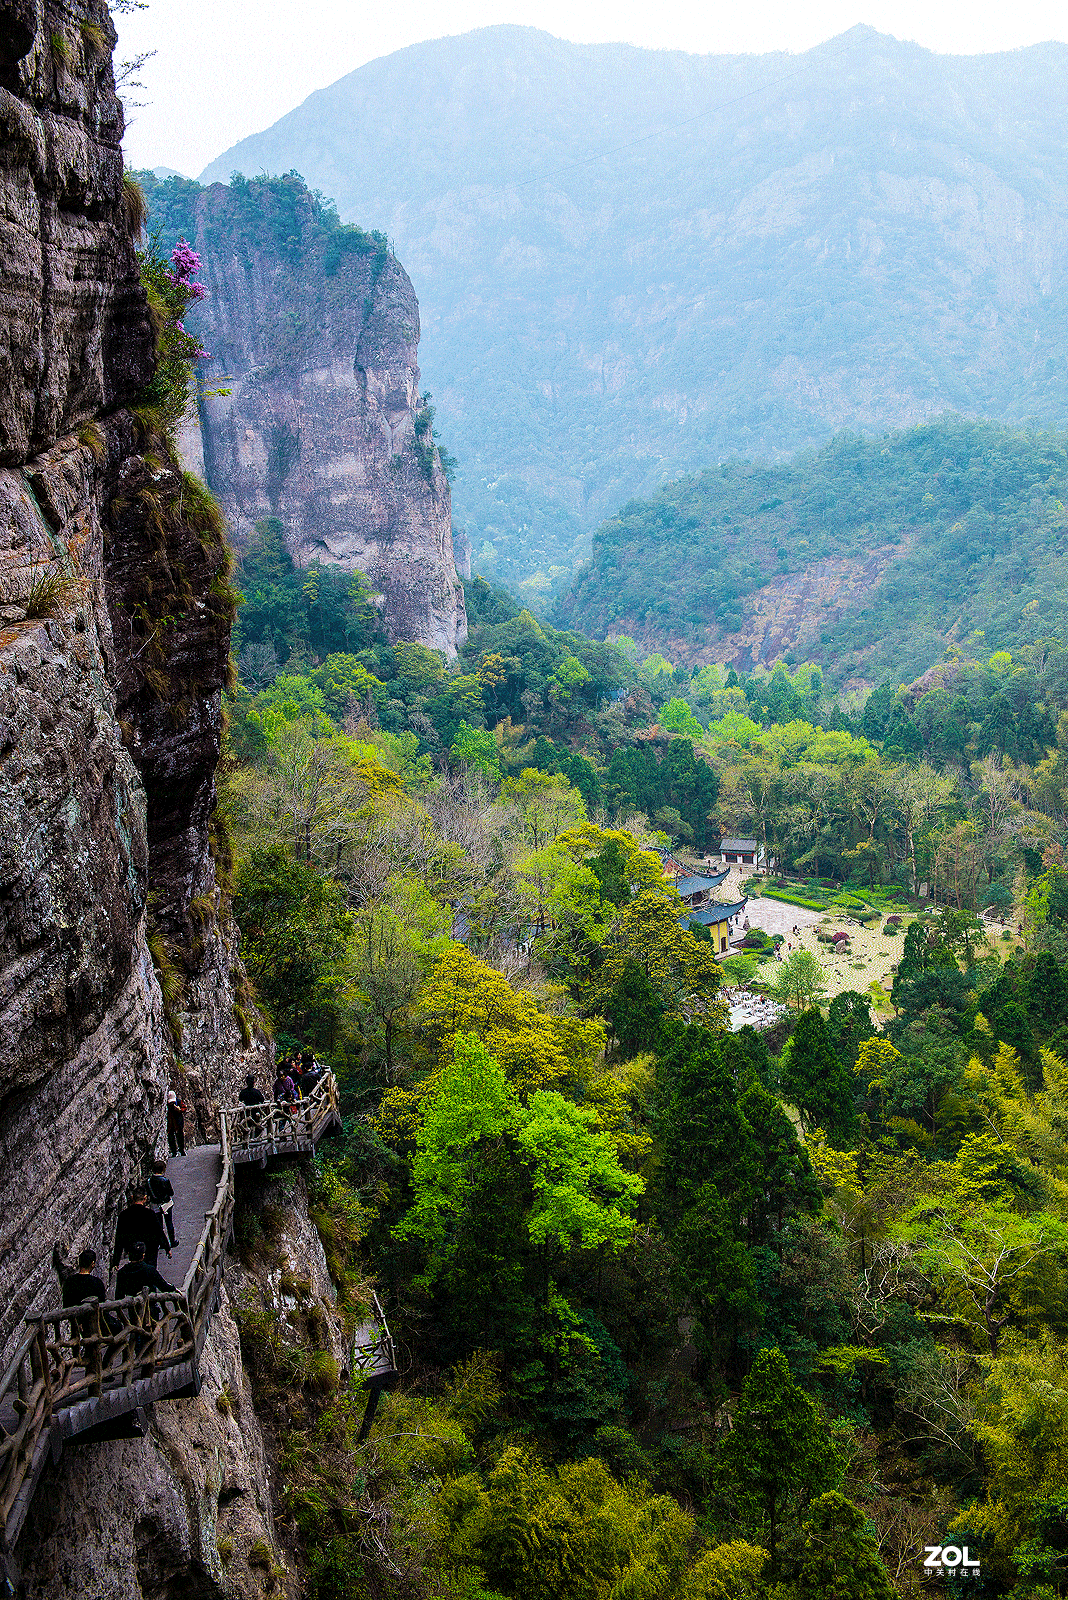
[793,1493,895,1599]
[716,1347,842,1565]
[606,958,664,1057]
[778,1008,855,1138]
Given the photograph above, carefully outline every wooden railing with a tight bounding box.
[223,1071,341,1165]
[0,1068,355,1565]
[352,1293,396,1379]
[0,1111,234,1556]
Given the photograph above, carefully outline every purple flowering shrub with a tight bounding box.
[136,232,211,434]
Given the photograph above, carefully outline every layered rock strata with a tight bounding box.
[19,1288,282,1600]
[0,1,279,1591]
[184,177,467,656]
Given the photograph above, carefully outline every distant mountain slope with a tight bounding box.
[200,25,1068,601]
[555,417,1068,688]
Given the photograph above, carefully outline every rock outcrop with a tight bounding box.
[0,0,162,1365]
[173,175,467,657]
[18,1289,281,1600]
[0,1,277,1591]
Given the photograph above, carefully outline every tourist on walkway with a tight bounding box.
[148,1159,179,1248]
[113,1187,172,1271]
[62,1248,108,1307]
[63,1247,122,1339]
[166,1089,186,1156]
[239,1072,265,1107]
[115,1241,174,1299]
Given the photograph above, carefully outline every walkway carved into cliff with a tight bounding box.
[227,1072,343,1165]
[0,1071,379,1572]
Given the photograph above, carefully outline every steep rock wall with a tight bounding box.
[0,2,279,1592]
[100,411,271,1133]
[19,1287,282,1600]
[0,443,168,1362]
[183,179,467,657]
[0,0,153,461]
[0,0,162,1364]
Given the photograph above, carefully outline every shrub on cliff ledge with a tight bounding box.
[137,233,209,436]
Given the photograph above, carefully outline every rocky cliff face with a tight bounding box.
[0,1,278,1590]
[0,0,162,1365]
[19,1289,280,1600]
[179,176,467,657]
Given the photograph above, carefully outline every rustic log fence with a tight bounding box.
[0,1069,368,1572]
[226,1071,342,1165]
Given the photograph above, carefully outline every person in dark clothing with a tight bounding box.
[148,1158,179,1248]
[273,1071,294,1104]
[113,1187,172,1270]
[115,1243,174,1299]
[239,1073,265,1107]
[63,1247,121,1343]
[62,1248,108,1307]
[166,1088,186,1156]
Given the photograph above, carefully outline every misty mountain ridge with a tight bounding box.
[199,24,1068,604]
[556,414,1068,691]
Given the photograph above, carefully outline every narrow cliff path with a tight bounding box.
[162,1144,223,1290]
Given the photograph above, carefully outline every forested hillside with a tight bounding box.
[198,25,1068,599]
[219,518,1068,1594]
[557,417,1068,686]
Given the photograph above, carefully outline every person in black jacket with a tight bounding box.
[63,1247,121,1338]
[238,1073,265,1107]
[115,1243,174,1299]
[166,1089,186,1156]
[62,1247,108,1307]
[147,1159,179,1248]
[113,1188,172,1270]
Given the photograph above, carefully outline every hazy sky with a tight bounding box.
[116,0,1068,177]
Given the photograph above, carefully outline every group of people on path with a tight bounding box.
[269,1050,322,1106]
[62,1051,322,1320]
[232,1052,323,1119]
[62,1156,180,1316]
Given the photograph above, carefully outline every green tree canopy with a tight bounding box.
[778,1008,856,1138]
[771,948,827,1013]
[792,1492,895,1600]
[716,1347,842,1565]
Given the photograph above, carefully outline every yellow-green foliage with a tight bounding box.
[122,173,148,238]
[965,1332,1068,1561]
[571,1051,654,1166]
[180,471,227,546]
[433,1445,694,1600]
[78,422,106,462]
[680,1541,767,1600]
[80,21,107,57]
[147,929,183,1042]
[232,1003,252,1047]
[410,944,606,1092]
[307,1352,339,1397]
[307,1161,373,1312]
